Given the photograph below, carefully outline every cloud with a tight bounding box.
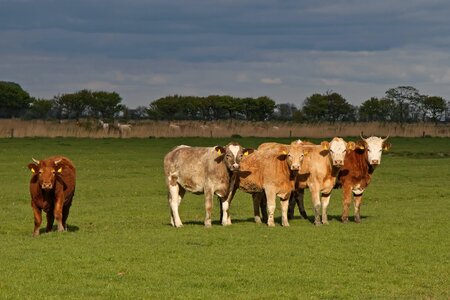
[1,0,450,107]
[260,77,282,85]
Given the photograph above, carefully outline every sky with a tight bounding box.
[1,0,450,108]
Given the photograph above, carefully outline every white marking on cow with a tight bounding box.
[229,145,240,157]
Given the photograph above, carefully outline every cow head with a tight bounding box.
[28,158,63,190]
[215,142,254,172]
[284,140,306,171]
[359,134,391,166]
[321,137,356,167]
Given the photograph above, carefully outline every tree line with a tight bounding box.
[0,81,448,123]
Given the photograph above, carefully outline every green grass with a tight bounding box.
[0,137,449,299]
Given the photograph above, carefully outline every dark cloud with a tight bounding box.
[1,0,450,106]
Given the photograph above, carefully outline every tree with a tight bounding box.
[55,90,91,119]
[385,86,420,122]
[26,98,54,119]
[301,92,354,122]
[89,91,123,120]
[422,96,447,123]
[359,97,396,122]
[274,103,298,121]
[302,93,327,122]
[0,81,32,118]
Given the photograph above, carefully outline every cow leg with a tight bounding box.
[46,211,54,232]
[220,197,231,226]
[260,195,268,224]
[62,202,72,230]
[341,185,352,223]
[252,193,263,223]
[221,186,237,226]
[297,189,308,219]
[54,192,65,232]
[310,186,322,226]
[354,193,363,223]
[32,204,42,237]
[321,192,331,225]
[287,191,296,220]
[265,189,277,227]
[204,188,214,227]
[280,193,291,227]
[168,182,183,227]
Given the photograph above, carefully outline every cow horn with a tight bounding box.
[382,135,390,141]
[360,132,367,141]
[32,158,39,165]
[54,158,62,165]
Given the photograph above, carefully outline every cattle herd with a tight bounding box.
[27,134,390,236]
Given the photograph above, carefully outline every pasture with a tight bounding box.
[0,137,449,299]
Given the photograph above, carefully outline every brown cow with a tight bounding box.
[164,143,253,227]
[337,135,391,223]
[257,138,354,225]
[290,137,355,225]
[231,140,306,227]
[27,156,76,236]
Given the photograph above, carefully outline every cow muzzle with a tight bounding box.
[290,164,300,171]
[333,160,343,167]
[41,183,53,190]
[230,163,240,171]
[371,160,379,165]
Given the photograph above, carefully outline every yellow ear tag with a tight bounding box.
[304,151,309,156]
[323,145,328,150]
[383,146,389,151]
[282,150,287,155]
[31,169,35,173]
[244,151,249,156]
[57,167,62,173]
[358,146,365,150]
[217,149,222,155]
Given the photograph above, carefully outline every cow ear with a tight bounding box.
[28,163,38,174]
[320,141,329,150]
[383,142,391,151]
[243,148,254,156]
[347,141,356,151]
[215,146,225,156]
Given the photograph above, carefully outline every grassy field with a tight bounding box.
[0,137,448,299]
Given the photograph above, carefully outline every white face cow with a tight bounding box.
[216,142,254,172]
[320,137,355,167]
[359,134,391,165]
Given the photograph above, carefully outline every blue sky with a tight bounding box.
[1,0,450,107]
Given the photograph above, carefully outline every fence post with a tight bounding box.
[10,128,14,138]
[289,130,292,140]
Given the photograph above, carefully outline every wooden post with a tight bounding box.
[10,128,14,138]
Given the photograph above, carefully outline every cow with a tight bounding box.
[27,156,76,237]
[230,140,306,227]
[164,142,253,228]
[98,120,109,133]
[337,134,391,223]
[117,123,132,137]
[285,137,355,225]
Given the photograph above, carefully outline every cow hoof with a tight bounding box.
[341,218,349,224]
[254,216,262,224]
[314,221,322,226]
[282,222,290,227]
[174,223,183,228]
[267,222,276,227]
[322,221,329,225]
[355,218,361,224]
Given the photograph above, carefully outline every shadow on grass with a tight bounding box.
[288,214,369,224]
[38,224,79,234]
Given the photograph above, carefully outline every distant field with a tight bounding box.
[1,119,450,138]
[0,137,449,299]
